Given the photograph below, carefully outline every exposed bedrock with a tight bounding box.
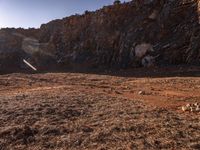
[0,0,200,72]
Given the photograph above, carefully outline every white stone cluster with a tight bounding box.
[182,103,200,112]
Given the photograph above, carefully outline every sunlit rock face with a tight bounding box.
[0,0,200,72]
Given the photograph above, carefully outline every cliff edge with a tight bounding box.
[0,0,200,72]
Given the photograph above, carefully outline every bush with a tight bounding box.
[114,0,121,5]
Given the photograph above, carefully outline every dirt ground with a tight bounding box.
[0,69,200,149]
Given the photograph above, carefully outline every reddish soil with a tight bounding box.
[0,70,200,149]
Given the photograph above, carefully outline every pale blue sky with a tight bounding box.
[0,0,129,28]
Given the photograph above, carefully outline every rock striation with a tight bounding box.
[0,0,200,72]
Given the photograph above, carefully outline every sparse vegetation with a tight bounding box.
[0,70,199,149]
[114,0,121,5]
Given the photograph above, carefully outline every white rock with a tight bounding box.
[186,103,191,108]
[182,106,189,112]
[195,106,200,112]
[135,43,154,58]
[138,91,145,95]
[181,103,200,112]
[190,107,194,112]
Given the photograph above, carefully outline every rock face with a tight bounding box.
[0,0,200,72]
[0,30,24,71]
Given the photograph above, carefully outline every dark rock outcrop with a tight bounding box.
[0,0,200,72]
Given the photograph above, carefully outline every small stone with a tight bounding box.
[190,107,194,112]
[195,106,200,112]
[194,102,199,107]
[138,91,145,95]
[182,106,188,112]
[186,103,191,108]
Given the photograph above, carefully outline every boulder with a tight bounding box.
[135,43,154,59]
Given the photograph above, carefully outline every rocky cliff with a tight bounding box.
[0,0,200,72]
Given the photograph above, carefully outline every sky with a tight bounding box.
[0,0,129,29]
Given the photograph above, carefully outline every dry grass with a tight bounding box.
[0,72,199,149]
